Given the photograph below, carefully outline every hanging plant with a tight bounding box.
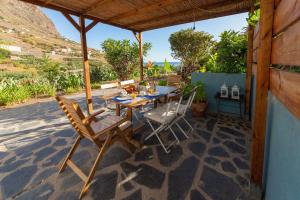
[247,1,260,27]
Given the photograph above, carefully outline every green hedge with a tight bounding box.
[0,78,56,105]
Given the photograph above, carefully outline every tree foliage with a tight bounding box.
[37,55,62,84]
[247,9,260,27]
[247,1,260,27]
[217,30,247,73]
[101,39,151,80]
[206,30,247,73]
[169,29,214,81]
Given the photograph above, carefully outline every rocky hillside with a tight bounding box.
[0,0,103,60]
[0,0,59,37]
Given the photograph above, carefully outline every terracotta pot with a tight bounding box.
[191,101,208,117]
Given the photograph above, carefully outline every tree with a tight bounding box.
[215,30,247,73]
[37,55,62,84]
[101,39,151,80]
[169,29,214,81]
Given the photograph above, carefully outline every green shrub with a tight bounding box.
[158,79,167,86]
[182,81,206,102]
[90,64,117,83]
[26,81,56,97]
[0,85,31,105]
[37,56,62,84]
[0,48,11,59]
[64,87,82,94]
[0,71,36,81]
[0,77,56,105]
[91,83,101,89]
[215,30,247,73]
[57,73,84,92]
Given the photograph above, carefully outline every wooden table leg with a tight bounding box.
[116,104,120,116]
[154,100,158,108]
[240,100,242,119]
[127,107,133,121]
[164,95,168,103]
[216,98,220,117]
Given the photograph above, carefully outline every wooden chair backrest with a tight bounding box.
[100,82,119,89]
[167,74,181,86]
[56,96,95,140]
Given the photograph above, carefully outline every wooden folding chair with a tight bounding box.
[56,96,140,199]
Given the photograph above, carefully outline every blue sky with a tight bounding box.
[42,8,248,62]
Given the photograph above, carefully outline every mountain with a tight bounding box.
[0,0,104,60]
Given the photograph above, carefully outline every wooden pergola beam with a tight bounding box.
[79,16,93,114]
[108,0,182,22]
[82,0,112,14]
[251,0,275,185]
[62,13,80,31]
[139,7,249,32]
[86,20,98,32]
[44,0,53,4]
[126,0,243,27]
[20,0,250,32]
[19,0,137,32]
[132,31,140,42]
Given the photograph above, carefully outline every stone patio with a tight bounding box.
[0,92,252,200]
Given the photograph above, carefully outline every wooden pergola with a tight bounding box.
[20,0,274,186]
[20,0,252,114]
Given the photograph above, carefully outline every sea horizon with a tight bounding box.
[152,61,181,66]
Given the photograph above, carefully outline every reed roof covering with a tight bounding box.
[20,0,252,32]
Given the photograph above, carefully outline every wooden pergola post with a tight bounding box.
[133,31,144,81]
[79,16,93,114]
[245,5,255,118]
[138,32,143,81]
[62,13,98,115]
[251,0,274,185]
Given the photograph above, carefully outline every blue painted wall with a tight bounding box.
[191,72,246,115]
[264,93,300,200]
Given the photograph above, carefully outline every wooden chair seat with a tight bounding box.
[90,115,123,133]
[56,96,140,199]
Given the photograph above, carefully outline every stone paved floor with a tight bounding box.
[0,89,119,153]
[0,92,252,200]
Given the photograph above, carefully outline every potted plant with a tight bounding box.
[183,81,207,117]
[138,80,150,92]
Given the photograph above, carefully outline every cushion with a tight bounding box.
[144,107,177,124]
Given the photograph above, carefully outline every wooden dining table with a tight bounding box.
[111,86,177,122]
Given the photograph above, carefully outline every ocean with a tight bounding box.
[153,62,181,67]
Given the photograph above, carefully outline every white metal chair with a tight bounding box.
[143,97,183,153]
[159,88,196,139]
